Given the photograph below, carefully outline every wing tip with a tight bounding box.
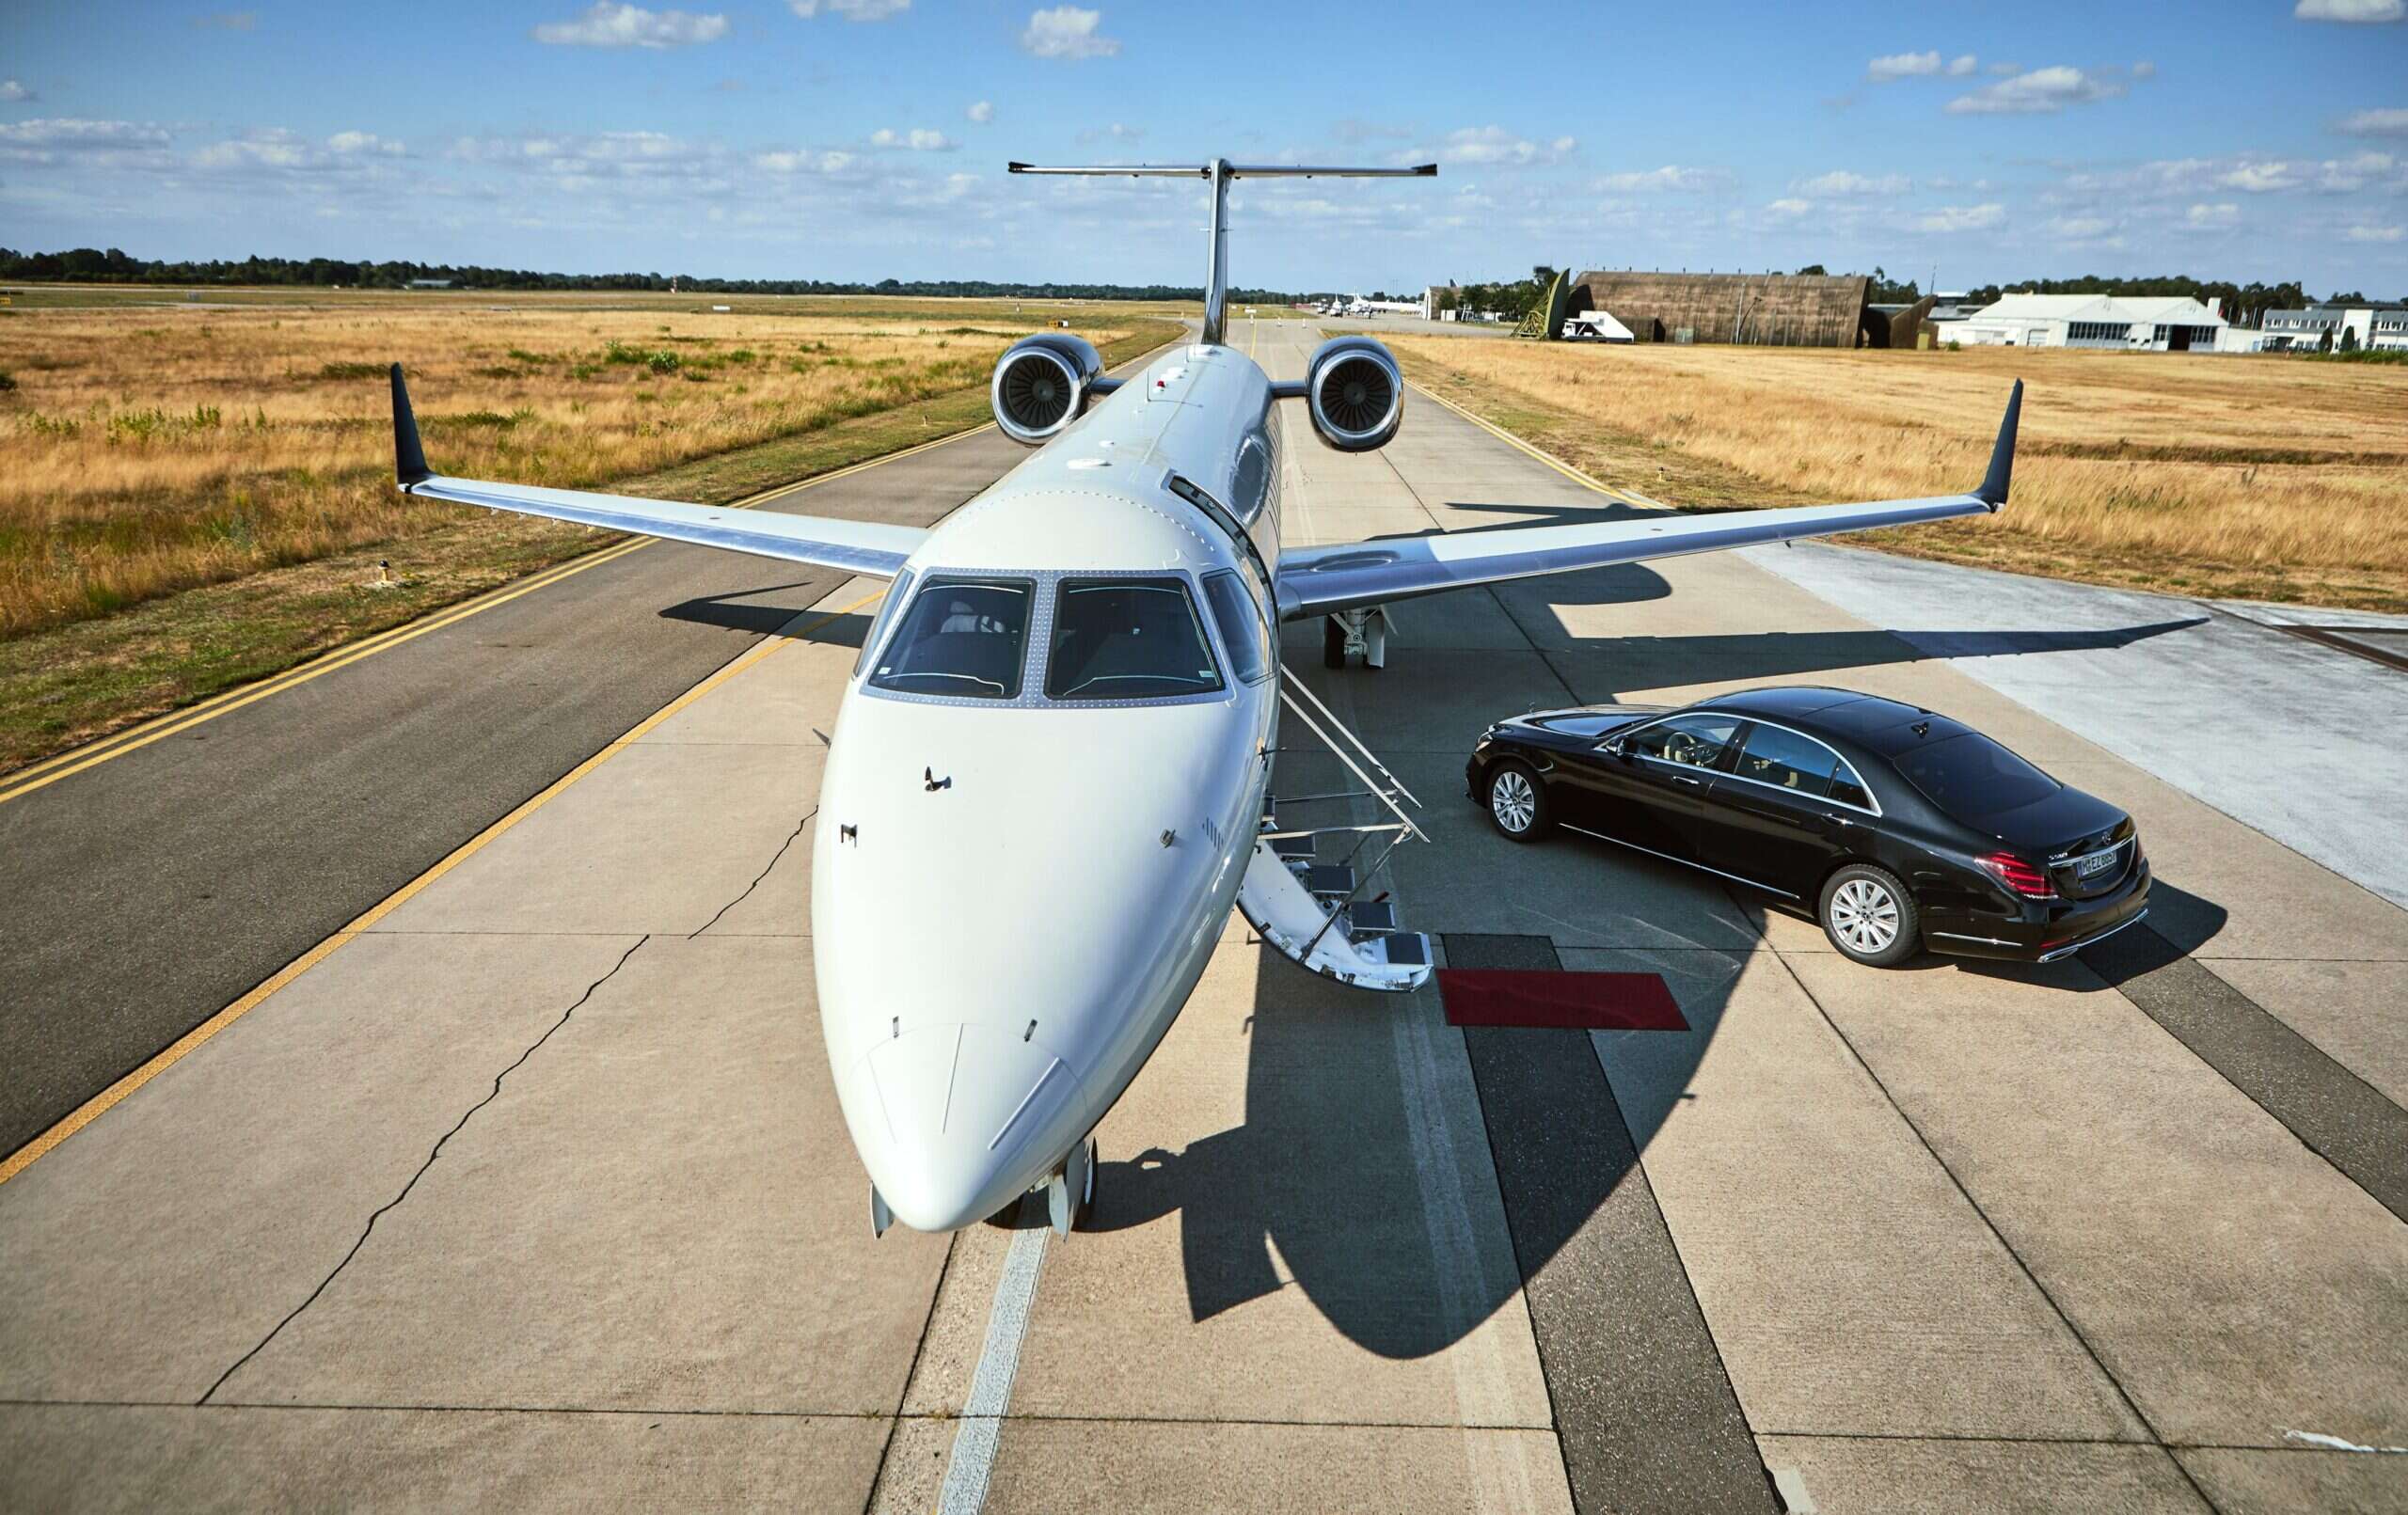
[1975,378,2021,511]
[390,362,432,488]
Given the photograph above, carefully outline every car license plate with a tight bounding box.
[2078,849,2118,878]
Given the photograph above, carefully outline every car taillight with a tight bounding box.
[1977,851,2055,899]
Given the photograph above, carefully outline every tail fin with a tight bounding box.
[1007,159,1435,346]
[389,363,431,488]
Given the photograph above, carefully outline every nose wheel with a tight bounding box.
[1047,1137,1099,1236]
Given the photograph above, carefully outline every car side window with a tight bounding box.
[1827,760,1874,811]
[1625,715,1741,769]
[1735,724,1844,798]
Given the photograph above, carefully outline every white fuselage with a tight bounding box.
[812,342,1286,1231]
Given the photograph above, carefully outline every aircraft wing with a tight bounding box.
[388,366,923,577]
[1277,382,2020,622]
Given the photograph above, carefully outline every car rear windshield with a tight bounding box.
[1894,732,2058,817]
[1046,577,1226,701]
[866,578,1032,700]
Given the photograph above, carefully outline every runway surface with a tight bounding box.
[3,318,2403,1512]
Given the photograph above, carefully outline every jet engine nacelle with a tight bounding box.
[1304,336,1403,453]
[990,333,1105,446]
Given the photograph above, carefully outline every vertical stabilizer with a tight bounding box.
[1007,160,1436,346]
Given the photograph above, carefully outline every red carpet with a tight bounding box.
[1437,969,1688,1031]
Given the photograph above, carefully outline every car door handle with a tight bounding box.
[1672,775,1703,787]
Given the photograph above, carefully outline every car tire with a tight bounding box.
[1485,761,1551,842]
[1819,864,1919,968]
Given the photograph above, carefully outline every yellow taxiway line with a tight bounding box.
[0,421,992,809]
[0,584,888,1188]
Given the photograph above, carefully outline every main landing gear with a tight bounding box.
[1322,608,1389,671]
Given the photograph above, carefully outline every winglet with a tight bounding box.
[390,362,431,489]
[1975,379,2020,510]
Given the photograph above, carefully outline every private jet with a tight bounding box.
[386,157,2021,1239]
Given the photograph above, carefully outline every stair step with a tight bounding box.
[1272,834,1316,864]
[1347,899,1399,937]
[1301,865,1355,899]
[1374,932,1433,970]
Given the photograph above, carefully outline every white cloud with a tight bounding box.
[1948,54,1979,76]
[191,10,258,29]
[967,100,994,124]
[1432,126,1576,166]
[2132,60,2157,79]
[753,148,857,174]
[2337,107,2408,136]
[2296,0,2403,20]
[2046,213,2117,241]
[1594,164,1727,192]
[1020,6,1118,59]
[1867,51,1942,80]
[1796,169,1909,197]
[2183,201,2241,229]
[2220,160,2300,192]
[1915,202,2005,232]
[0,80,34,103]
[0,118,172,164]
[1986,60,2023,75]
[1948,66,2125,114]
[531,3,728,48]
[789,0,909,18]
[1074,121,1144,145]
[870,127,957,150]
[1765,197,1814,220]
[327,131,404,157]
[2346,224,2404,241]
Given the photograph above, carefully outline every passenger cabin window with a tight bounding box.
[1626,714,1740,770]
[852,568,915,678]
[866,578,1032,700]
[1735,723,1840,795]
[1200,571,1271,685]
[1046,578,1226,701]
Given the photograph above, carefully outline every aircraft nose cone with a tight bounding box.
[861,1020,1085,1232]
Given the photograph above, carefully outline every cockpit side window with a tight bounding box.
[866,577,1033,700]
[851,568,915,679]
[1200,570,1271,685]
[1045,577,1227,702]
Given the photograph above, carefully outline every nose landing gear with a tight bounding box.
[1322,608,1389,670]
[1047,1136,1098,1236]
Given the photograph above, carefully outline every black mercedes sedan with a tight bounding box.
[1464,686,2149,968]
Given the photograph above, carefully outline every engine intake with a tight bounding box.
[990,333,1104,446]
[1304,336,1402,452]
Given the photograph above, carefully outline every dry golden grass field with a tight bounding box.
[1389,337,2408,613]
[0,291,1180,767]
[0,296,1162,636]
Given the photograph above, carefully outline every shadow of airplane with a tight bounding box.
[658,585,877,649]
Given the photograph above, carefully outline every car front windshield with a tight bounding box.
[1046,577,1226,701]
[865,578,1032,699]
[1895,732,2059,817]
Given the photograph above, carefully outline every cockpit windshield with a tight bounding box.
[1045,578,1226,701]
[866,578,1032,699]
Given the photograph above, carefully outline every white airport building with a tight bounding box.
[1955,292,2228,352]
[2258,304,2408,352]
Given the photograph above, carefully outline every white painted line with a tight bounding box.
[939,1214,1051,1514]
[2283,1428,2408,1454]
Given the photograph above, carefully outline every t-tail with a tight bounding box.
[1006,159,1436,346]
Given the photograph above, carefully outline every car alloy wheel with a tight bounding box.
[1490,768,1537,834]
[1829,876,1900,955]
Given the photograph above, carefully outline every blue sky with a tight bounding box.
[3,0,2403,294]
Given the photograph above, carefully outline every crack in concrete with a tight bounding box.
[197,934,654,1406]
[690,809,815,940]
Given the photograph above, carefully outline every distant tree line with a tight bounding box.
[0,246,1301,304]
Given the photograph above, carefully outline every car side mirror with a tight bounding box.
[1600,737,1628,759]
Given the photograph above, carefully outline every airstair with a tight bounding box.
[1235,672,1434,991]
